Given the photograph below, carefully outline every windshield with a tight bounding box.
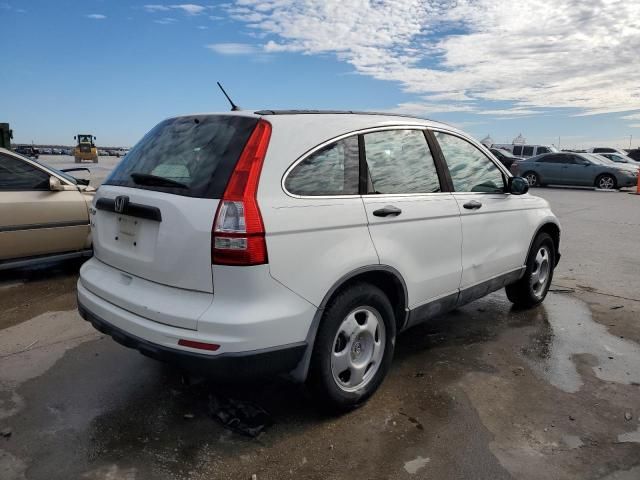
[103,115,258,198]
[78,135,92,144]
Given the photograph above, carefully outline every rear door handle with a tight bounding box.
[373,205,402,217]
[463,200,483,210]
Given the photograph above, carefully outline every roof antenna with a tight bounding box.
[217,82,240,111]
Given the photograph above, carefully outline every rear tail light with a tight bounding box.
[212,119,271,266]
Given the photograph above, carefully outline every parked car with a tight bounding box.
[626,149,640,162]
[77,111,561,409]
[511,152,638,189]
[0,148,95,270]
[587,147,630,156]
[492,143,558,158]
[597,152,640,166]
[14,146,39,159]
[489,148,520,169]
[98,150,109,156]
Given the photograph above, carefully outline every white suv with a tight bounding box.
[78,111,561,408]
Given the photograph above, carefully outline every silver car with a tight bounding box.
[511,152,638,189]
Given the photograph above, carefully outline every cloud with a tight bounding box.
[621,113,640,121]
[144,4,207,15]
[171,4,206,15]
[144,5,171,12]
[154,17,177,24]
[224,0,640,116]
[630,124,640,129]
[206,43,258,55]
[86,14,106,20]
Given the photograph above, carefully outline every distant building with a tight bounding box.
[480,135,494,147]
[513,133,526,145]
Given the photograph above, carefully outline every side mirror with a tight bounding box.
[508,176,529,195]
[49,176,64,191]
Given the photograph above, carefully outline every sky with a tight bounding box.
[1,0,639,148]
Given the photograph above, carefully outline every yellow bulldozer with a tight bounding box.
[73,134,99,163]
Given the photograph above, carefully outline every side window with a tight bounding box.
[285,136,359,196]
[538,154,560,163]
[522,146,535,156]
[536,146,550,154]
[513,145,523,156]
[363,129,440,194]
[434,131,505,193]
[0,155,50,191]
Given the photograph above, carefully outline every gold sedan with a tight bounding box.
[0,148,95,270]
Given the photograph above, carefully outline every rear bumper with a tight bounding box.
[78,299,307,378]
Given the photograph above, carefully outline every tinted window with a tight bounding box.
[536,147,550,154]
[434,132,505,193]
[285,136,359,196]
[513,145,523,156]
[523,146,534,156]
[537,154,563,163]
[104,115,258,199]
[363,130,440,194]
[593,148,613,153]
[0,154,50,191]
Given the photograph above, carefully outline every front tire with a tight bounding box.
[595,174,616,190]
[506,233,555,308]
[308,283,396,410]
[523,171,540,187]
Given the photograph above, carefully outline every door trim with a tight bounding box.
[0,220,89,233]
[405,267,525,329]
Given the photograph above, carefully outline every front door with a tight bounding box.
[360,128,463,311]
[0,154,89,261]
[431,130,536,297]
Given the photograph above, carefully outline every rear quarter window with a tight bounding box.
[284,136,359,196]
[104,115,258,199]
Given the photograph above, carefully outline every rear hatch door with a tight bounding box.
[92,114,258,295]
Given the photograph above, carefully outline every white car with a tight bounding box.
[587,147,630,157]
[77,111,561,408]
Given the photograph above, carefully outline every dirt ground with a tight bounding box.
[1,181,639,480]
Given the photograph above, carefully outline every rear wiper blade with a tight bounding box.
[130,172,188,189]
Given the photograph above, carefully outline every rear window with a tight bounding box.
[104,115,258,198]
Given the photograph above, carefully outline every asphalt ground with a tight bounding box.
[1,160,639,480]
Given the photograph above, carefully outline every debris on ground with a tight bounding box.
[1,427,12,438]
[624,412,633,421]
[512,366,525,376]
[611,305,624,310]
[183,413,195,420]
[209,394,273,438]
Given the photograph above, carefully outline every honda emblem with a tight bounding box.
[114,195,129,214]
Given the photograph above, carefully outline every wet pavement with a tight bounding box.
[1,187,640,479]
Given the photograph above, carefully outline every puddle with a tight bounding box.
[562,434,583,449]
[403,456,430,474]
[617,424,640,444]
[524,293,640,393]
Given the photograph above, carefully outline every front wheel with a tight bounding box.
[523,171,540,187]
[506,233,555,308]
[596,174,616,190]
[308,283,396,410]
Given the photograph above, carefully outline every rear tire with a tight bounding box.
[595,174,616,190]
[308,283,396,411]
[523,171,540,187]
[506,233,555,308]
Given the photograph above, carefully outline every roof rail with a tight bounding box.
[254,109,433,121]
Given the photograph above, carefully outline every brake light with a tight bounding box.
[212,119,271,265]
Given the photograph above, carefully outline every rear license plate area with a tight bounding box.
[118,216,140,245]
